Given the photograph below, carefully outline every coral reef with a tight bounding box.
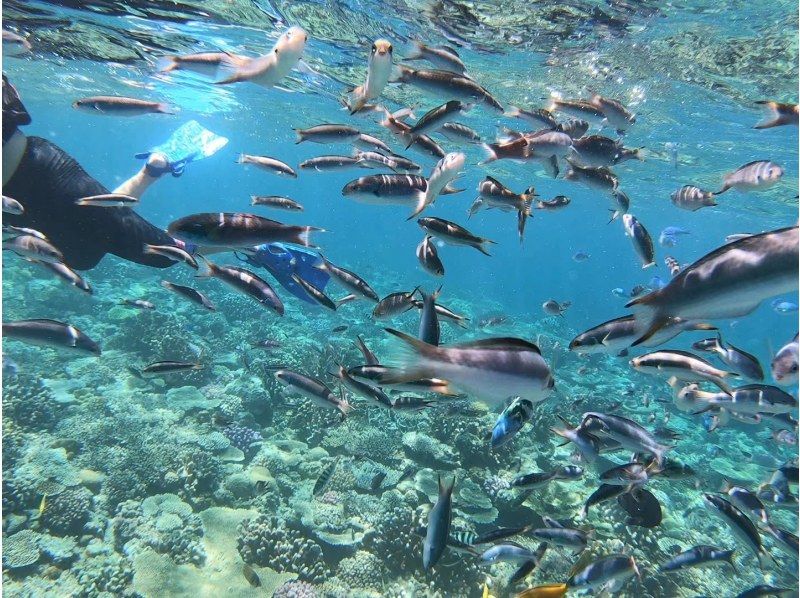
[223,423,263,452]
[237,515,327,583]
[41,487,93,536]
[2,374,58,432]
[273,580,320,598]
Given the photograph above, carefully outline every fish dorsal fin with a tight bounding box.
[438,45,460,57]
[485,175,505,188]
[15,318,66,325]
[455,337,542,354]
[736,159,771,170]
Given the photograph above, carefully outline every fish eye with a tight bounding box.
[275,48,280,54]
[304,34,308,42]
[371,44,377,53]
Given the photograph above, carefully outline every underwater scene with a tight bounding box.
[1,0,799,596]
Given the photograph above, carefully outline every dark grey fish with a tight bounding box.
[535,195,571,210]
[418,288,441,346]
[317,254,379,302]
[530,526,590,551]
[3,319,101,355]
[4,234,63,263]
[630,350,737,394]
[571,135,642,168]
[370,471,387,491]
[167,213,321,248]
[564,159,619,192]
[161,280,216,311]
[393,65,503,113]
[423,474,456,570]
[558,119,590,139]
[703,493,773,568]
[291,274,337,311]
[313,457,340,495]
[391,395,435,410]
[589,94,636,132]
[409,100,468,136]
[617,488,662,527]
[473,525,533,545]
[404,41,466,74]
[735,585,795,598]
[200,259,284,315]
[508,542,548,585]
[763,523,798,558]
[549,98,605,122]
[251,195,304,211]
[242,563,261,587]
[580,483,628,518]
[342,174,460,206]
[331,364,392,409]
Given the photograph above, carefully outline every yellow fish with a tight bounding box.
[482,579,497,598]
[38,494,47,516]
[515,583,569,598]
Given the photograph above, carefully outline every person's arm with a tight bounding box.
[112,153,169,199]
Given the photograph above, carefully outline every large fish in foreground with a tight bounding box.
[383,328,554,406]
[626,226,799,345]
[3,319,101,355]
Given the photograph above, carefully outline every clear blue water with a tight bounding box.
[2,1,798,596]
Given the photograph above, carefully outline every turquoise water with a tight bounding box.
[2,1,798,596]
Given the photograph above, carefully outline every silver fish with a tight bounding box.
[630,350,737,394]
[393,65,503,113]
[251,195,304,211]
[316,254,379,302]
[167,212,321,248]
[36,261,92,294]
[404,41,466,74]
[418,287,441,346]
[703,494,773,569]
[671,185,716,211]
[199,258,284,315]
[569,315,715,355]
[3,319,101,355]
[589,94,636,132]
[716,160,783,194]
[627,227,798,345]
[622,214,655,269]
[74,193,139,207]
[72,96,173,116]
[691,335,763,380]
[161,280,216,311]
[416,235,444,277]
[295,123,360,144]
[567,554,640,592]
[237,153,297,177]
[2,195,24,215]
[3,234,63,264]
[417,216,495,256]
[771,333,798,386]
[143,244,198,269]
[274,369,351,417]
[383,328,554,406]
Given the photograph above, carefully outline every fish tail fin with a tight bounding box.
[236,153,246,164]
[389,64,413,83]
[348,90,367,114]
[156,56,178,73]
[479,143,498,164]
[293,226,325,248]
[634,147,647,161]
[503,105,521,118]
[753,101,787,129]
[403,41,424,61]
[727,552,739,575]
[294,129,305,144]
[477,238,496,256]
[383,327,436,377]
[517,209,527,245]
[407,189,428,220]
[757,548,776,571]
[712,185,729,196]
[691,322,718,332]
[607,209,621,224]
[195,255,215,278]
[157,103,176,115]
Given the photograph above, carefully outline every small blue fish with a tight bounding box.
[659,227,690,247]
[491,398,534,448]
[772,299,798,314]
[649,276,667,290]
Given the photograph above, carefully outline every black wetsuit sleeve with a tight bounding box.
[2,136,176,270]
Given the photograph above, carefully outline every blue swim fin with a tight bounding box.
[135,120,228,177]
[239,243,330,305]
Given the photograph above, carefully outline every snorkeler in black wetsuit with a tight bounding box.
[2,74,179,270]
